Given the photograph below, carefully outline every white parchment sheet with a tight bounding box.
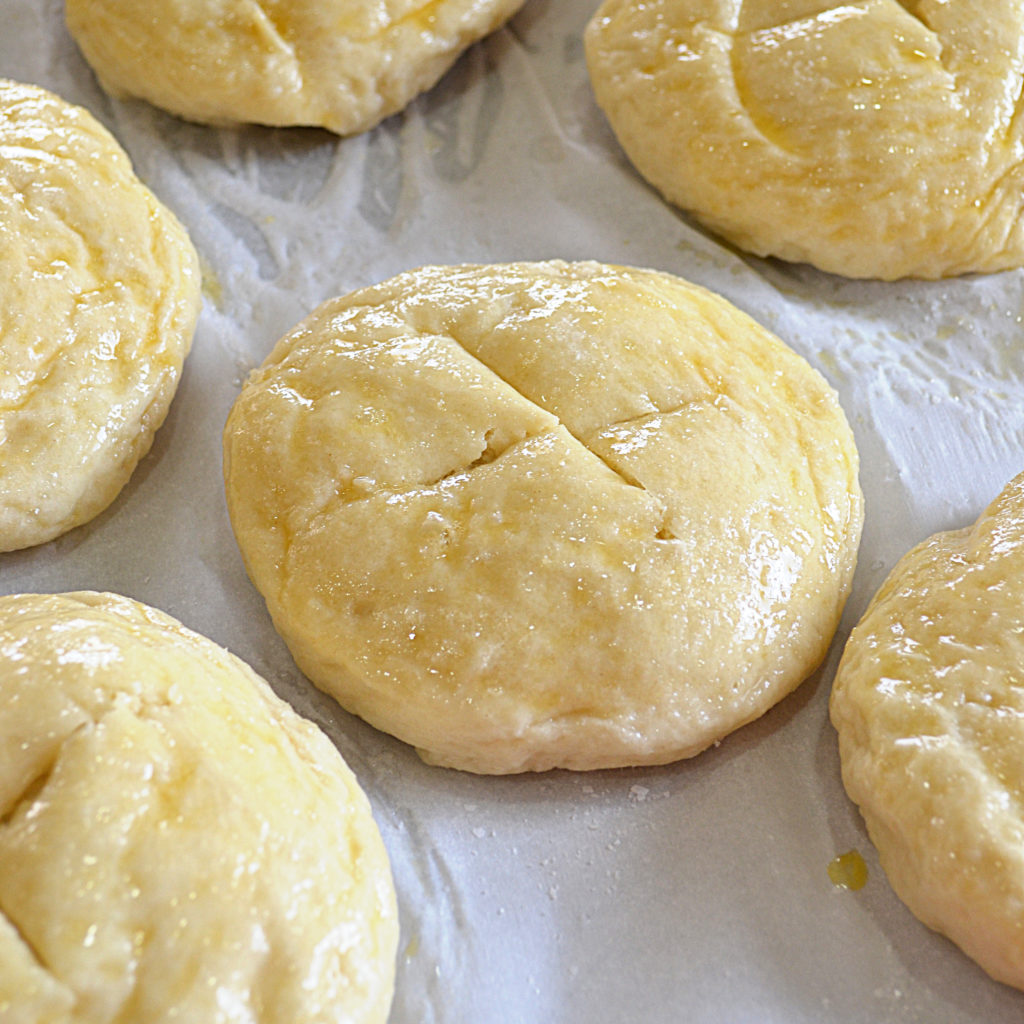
[5,2,1024,1021]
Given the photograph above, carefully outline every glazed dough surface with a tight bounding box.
[65,0,525,135]
[224,260,863,774]
[585,0,1024,280]
[0,591,397,1024]
[0,79,200,552]
[831,471,1024,990]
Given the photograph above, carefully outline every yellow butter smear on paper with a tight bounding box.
[828,849,868,891]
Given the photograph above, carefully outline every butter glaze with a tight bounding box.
[0,591,397,1023]
[66,0,526,136]
[224,260,864,773]
[585,0,1024,279]
[0,79,199,552]
[832,470,1024,990]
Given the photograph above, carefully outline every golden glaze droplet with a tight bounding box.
[828,849,868,890]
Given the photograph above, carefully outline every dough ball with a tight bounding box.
[65,0,525,136]
[224,260,863,774]
[0,590,397,1023]
[584,0,1024,280]
[0,79,200,552]
[831,470,1024,990]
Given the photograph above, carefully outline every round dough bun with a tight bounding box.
[584,0,1024,280]
[224,260,863,774]
[831,470,1024,991]
[0,591,397,1023]
[65,0,525,136]
[0,79,200,553]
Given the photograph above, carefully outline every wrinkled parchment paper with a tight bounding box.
[5,2,1024,1021]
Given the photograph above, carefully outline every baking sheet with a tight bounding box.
[5,2,1024,1021]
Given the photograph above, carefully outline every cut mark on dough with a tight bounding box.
[433,324,665,508]
[0,745,65,828]
[0,726,84,985]
[281,311,730,551]
[1004,71,1024,147]
[416,428,542,493]
[888,1,954,76]
[656,521,678,541]
[727,7,874,156]
[891,0,936,34]
[247,0,300,63]
[391,0,448,36]
[0,902,57,983]
[468,429,501,469]
[726,3,953,150]
[711,24,802,157]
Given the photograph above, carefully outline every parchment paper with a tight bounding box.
[5,2,1024,1021]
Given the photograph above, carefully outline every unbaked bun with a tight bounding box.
[0,590,397,1023]
[0,79,200,552]
[65,0,525,136]
[584,0,1024,280]
[832,470,1024,990]
[224,260,863,774]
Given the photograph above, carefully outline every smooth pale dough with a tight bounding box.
[831,471,1024,990]
[223,260,863,774]
[0,591,398,1024]
[0,79,200,553]
[65,0,525,136]
[584,0,1024,280]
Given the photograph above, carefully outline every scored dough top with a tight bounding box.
[225,260,863,774]
[831,471,1024,991]
[0,591,397,1024]
[585,0,1024,280]
[65,0,525,136]
[0,79,200,552]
